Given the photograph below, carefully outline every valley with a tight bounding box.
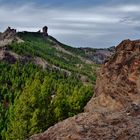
[0,26,113,139]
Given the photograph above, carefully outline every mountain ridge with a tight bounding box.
[0,26,115,65]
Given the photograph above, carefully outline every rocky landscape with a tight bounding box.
[1,26,138,140]
[29,39,140,140]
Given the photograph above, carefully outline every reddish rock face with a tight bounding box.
[29,39,140,140]
[85,39,140,113]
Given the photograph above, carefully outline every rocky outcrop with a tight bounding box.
[29,39,140,140]
[42,26,48,36]
[0,27,16,39]
[85,39,140,113]
[0,27,23,47]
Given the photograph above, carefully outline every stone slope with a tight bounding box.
[29,107,140,140]
[29,39,140,140]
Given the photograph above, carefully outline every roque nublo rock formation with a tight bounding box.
[42,26,48,37]
[29,39,140,140]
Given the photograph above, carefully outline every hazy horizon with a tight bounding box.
[0,0,140,48]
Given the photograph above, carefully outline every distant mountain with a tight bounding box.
[79,46,115,64]
[0,27,24,47]
[0,27,115,65]
[46,35,115,64]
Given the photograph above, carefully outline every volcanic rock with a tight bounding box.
[42,26,48,36]
[0,27,23,47]
[1,27,16,39]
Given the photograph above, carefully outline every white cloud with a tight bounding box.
[119,5,140,12]
[0,3,140,47]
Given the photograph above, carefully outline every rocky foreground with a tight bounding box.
[29,39,140,140]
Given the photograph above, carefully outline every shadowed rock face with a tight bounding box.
[29,39,140,140]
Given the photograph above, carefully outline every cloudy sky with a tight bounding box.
[0,0,140,48]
